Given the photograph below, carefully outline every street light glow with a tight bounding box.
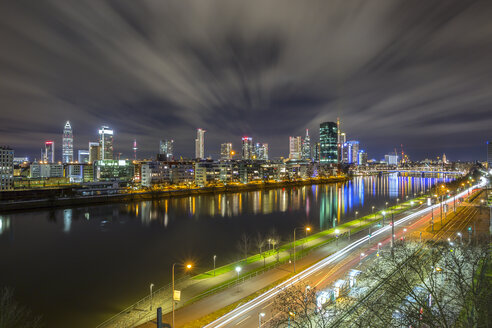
[186,264,192,269]
[235,266,242,273]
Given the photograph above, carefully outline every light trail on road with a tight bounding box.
[204,179,486,328]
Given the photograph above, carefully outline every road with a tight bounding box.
[204,181,485,328]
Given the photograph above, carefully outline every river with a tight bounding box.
[0,173,456,327]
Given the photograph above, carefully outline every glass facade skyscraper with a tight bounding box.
[195,128,205,159]
[98,126,114,160]
[221,143,232,160]
[159,139,174,161]
[319,122,338,164]
[44,141,55,163]
[301,129,311,160]
[62,121,73,163]
[242,137,253,160]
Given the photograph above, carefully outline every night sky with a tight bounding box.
[0,1,491,161]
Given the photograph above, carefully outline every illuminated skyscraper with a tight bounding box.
[221,143,232,160]
[62,121,73,163]
[43,141,55,163]
[0,146,14,191]
[195,128,205,159]
[89,142,100,163]
[346,140,359,164]
[159,139,174,161]
[314,142,320,162]
[254,143,268,160]
[319,122,338,164]
[98,126,114,160]
[289,136,302,160]
[242,137,253,160]
[301,129,311,160]
[78,150,90,163]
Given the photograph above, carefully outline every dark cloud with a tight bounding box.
[0,0,491,161]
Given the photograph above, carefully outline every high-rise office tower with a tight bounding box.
[89,142,100,163]
[159,139,174,161]
[347,140,359,164]
[254,143,268,160]
[0,146,14,190]
[62,121,73,163]
[78,150,90,163]
[43,141,55,163]
[195,128,205,159]
[221,143,232,160]
[289,136,302,160]
[358,150,367,165]
[301,129,311,160]
[98,126,114,160]
[314,142,320,162]
[319,122,338,164]
[242,137,253,160]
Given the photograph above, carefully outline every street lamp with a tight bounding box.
[172,263,192,328]
[396,198,400,209]
[259,312,266,327]
[382,210,386,225]
[377,242,382,255]
[403,228,407,241]
[335,229,340,247]
[149,283,154,311]
[293,226,311,273]
[371,206,375,221]
[457,232,462,244]
[235,266,242,284]
[213,255,217,276]
[359,252,365,266]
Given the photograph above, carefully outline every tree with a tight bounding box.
[268,228,280,262]
[254,232,267,267]
[268,282,333,328]
[344,240,491,328]
[236,233,250,262]
[0,287,43,328]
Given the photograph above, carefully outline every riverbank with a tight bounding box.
[0,176,348,213]
[99,193,430,328]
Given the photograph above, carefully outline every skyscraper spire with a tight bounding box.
[62,121,73,163]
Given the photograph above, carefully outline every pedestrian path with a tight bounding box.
[97,196,427,328]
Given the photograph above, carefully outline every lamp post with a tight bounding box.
[213,255,217,276]
[149,283,154,311]
[355,211,359,226]
[396,198,400,209]
[377,242,382,255]
[172,263,192,328]
[259,312,265,327]
[371,206,375,221]
[382,211,386,225]
[359,252,365,266]
[293,226,311,273]
[457,232,462,244]
[335,229,340,247]
[403,228,407,242]
[236,266,242,284]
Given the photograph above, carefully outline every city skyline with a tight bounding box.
[0,2,491,161]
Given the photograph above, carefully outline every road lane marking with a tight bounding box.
[235,315,250,325]
[261,302,272,310]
